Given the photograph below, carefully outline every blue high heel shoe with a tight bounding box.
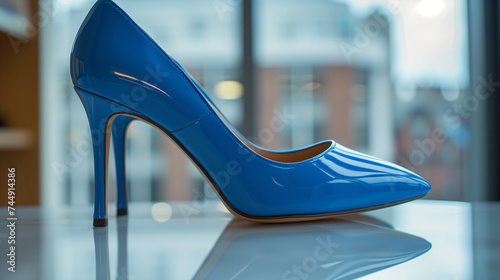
[71,0,431,227]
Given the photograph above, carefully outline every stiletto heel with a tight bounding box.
[112,116,134,216]
[71,0,431,227]
[75,87,136,226]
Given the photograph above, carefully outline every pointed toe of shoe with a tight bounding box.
[378,170,431,203]
[320,143,431,212]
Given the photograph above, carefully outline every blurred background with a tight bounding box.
[0,0,499,208]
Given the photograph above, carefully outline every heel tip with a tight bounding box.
[93,219,108,227]
[117,209,128,216]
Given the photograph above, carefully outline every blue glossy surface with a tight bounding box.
[111,115,133,213]
[174,114,429,217]
[71,0,431,223]
[71,0,211,132]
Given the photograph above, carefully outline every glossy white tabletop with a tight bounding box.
[0,200,498,280]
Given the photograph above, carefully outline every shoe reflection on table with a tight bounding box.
[94,216,128,280]
[93,215,430,280]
